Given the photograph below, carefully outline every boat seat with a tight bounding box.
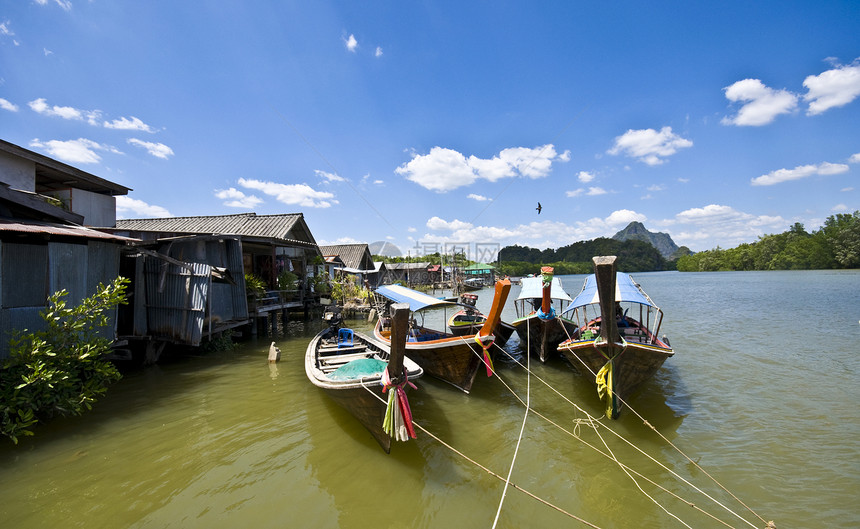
[337,328,354,348]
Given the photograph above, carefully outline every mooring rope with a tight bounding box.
[491,322,531,528]
[490,341,762,529]
[558,347,762,529]
[358,377,603,528]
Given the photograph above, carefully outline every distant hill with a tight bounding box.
[612,222,684,259]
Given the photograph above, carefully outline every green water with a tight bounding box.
[1,271,858,528]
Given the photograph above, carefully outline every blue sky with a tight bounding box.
[2,1,858,259]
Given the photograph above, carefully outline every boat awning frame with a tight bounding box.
[563,272,654,314]
[374,284,455,312]
[515,276,573,302]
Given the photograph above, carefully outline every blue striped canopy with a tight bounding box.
[563,272,653,314]
[374,284,454,312]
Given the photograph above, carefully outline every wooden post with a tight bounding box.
[593,256,619,344]
[268,341,281,363]
[387,302,410,383]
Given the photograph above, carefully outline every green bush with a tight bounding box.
[1,277,129,444]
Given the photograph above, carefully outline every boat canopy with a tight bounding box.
[563,272,653,314]
[515,276,573,302]
[374,284,455,312]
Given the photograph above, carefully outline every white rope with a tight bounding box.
[492,317,531,528]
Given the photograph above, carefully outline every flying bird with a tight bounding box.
[536,202,542,214]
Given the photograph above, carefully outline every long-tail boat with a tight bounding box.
[510,267,578,362]
[557,256,674,419]
[305,303,422,453]
[372,279,511,393]
[447,292,515,346]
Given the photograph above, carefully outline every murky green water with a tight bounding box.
[1,271,858,528]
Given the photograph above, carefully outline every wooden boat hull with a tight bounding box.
[374,322,487,393]
[558,322,673,415]
[305,327,422,453]
[511,314,578,362]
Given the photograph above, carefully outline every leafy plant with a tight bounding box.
[277,270,298,291]
[1,277,129,444]
[245,273,267,298]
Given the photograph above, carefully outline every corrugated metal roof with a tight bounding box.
[115,213,317,246]
[319,243,373,270]
[0,219,133,242]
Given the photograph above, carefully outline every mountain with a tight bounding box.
[612,222,683,259]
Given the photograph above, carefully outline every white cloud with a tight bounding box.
[345,34,358,52]
[396,144,568,192]
[315,169,346,182]
[0,98,18,112]
[105,116,156,132]
[721,79,798,126]
[586,187,607,196]
[670,204,788,249]
[850,153,860,163]
[1,20,12,35]
[566,189,584,197]
[35,0,72,10]
[647,184,665,192]
[127,138,174,159]
[214,187,263,209]
[832,203,849,212]
[577,171,595,183]
[29,137,120,164]
[426,216,473,231]
[238,177,337,208]
[751,161,849,186]
[803,59,860,115]
[606,209,645,226]
[607,126,692,165]
[375,46,383,57]
[116,196,172,219]
[467,194,489,201]
[29,97,101,124]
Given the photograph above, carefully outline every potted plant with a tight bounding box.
[277,270,298,301]
[245,273,266,310]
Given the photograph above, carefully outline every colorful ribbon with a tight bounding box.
[381,367,417,441]
[474,333,496,377]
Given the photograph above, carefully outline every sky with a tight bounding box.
[1,1,858,261]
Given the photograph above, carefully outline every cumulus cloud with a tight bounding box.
[238,177,337,208]
[577,171,595,183]
[849,153,860,164]
[316,169,346,182]
[29,137,121,164]
[670,204,787,249]
[127,138,174,159]
[29,98,101,125]
[345,34,358,52]
[803,59,860,115]
[467,194,489,201]
[104,116,156,132]
[721,79,798,126]
[396,144,569,192]
[607,127,692,165]
[116,196,172,219]
[751,161,849,186]
[375,46,383,57]
[214,187,263,209]
[0,98,18,112]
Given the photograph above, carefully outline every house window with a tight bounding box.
[2,242,48,308]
